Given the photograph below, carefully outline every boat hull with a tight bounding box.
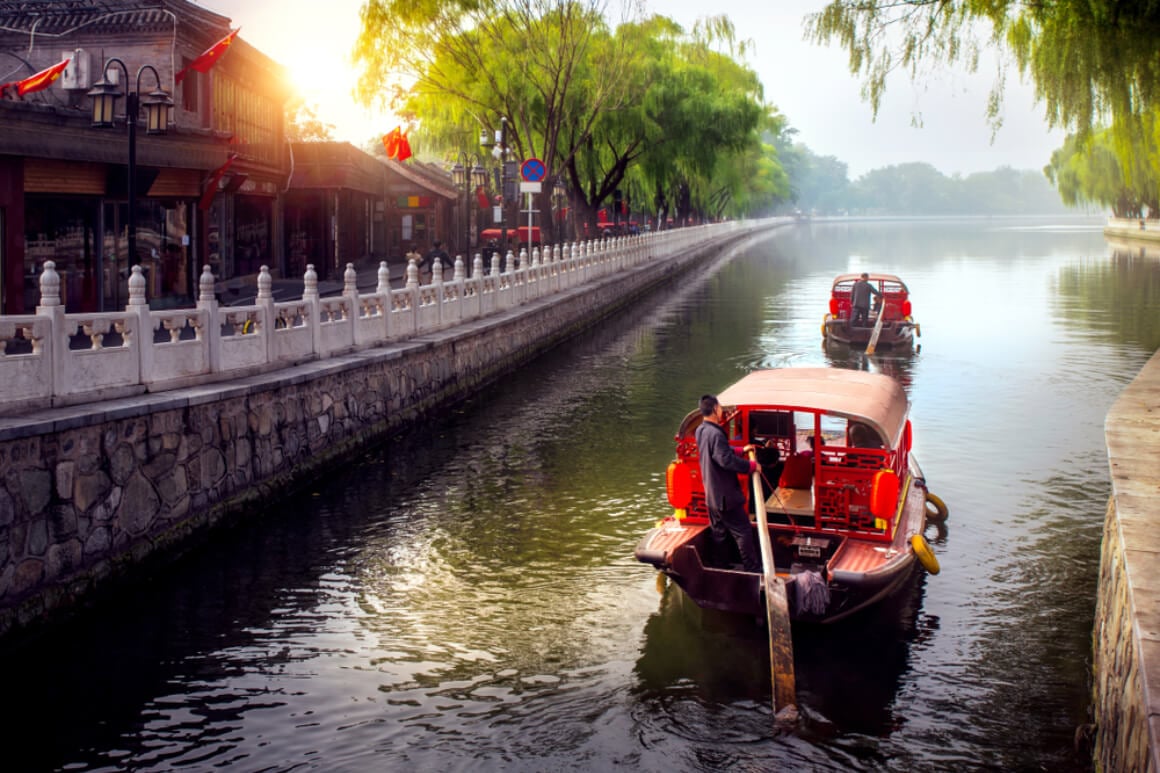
[823,315,915,349]
[635,476,929,624]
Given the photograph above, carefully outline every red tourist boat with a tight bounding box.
[821,273,920,349]
[634,368,946,623]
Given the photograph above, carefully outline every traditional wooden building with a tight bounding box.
[383,159,459,259]
[0,0,290,313]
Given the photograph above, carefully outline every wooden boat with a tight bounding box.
[821,273,919,349]
[635,368,945,624]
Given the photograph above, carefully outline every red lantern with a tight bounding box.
[666,461,693,509]
[902,299,912,317]
[829,298,840,316]
[870,469,900,519]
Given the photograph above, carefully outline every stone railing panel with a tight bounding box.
[54,312,141,400]
[270,301,314,364]
[144,309,211,387]
[0,316,53,409]
[318,296,355,357]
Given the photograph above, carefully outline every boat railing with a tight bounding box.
[814,447,894,538]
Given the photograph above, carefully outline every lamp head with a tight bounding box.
[141,87,173,134]
[87,77,123,127]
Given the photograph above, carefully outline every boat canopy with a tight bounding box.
[831,272,908,290]
[716,368,909,446]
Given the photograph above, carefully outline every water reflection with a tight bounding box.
[635,571,934,738]
[4,217,1153,772]
[822,341,919,396]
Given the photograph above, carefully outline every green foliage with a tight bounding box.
[354,1,787,230]
[784,159,1073,216]
[807,1,1160,186]
[1044,128,1158,217]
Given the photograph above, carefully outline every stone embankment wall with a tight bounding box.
[0,228,770,639]
[1094,348,1160,771]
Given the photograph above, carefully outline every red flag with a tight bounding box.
[176,28,239,85]
[395,131,412,161]
[382,126,412,161]
[382,128,401,158]
[199,153,238,211]
[15,58,69,97]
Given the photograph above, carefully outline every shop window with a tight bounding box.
[285,194,325,278]
[181,60,198,114]
[25,197,99,313]
[234,195,271,277]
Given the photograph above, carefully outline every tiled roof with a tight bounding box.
[0,0,227,36]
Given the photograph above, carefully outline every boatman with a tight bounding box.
[850,272,880,328]
[695,395,762,573]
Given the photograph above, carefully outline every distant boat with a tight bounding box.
[821,273,920,350]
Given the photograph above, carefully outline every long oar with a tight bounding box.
[865,302,887,355]
[749,450,798,723]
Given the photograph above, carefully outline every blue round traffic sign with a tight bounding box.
[521,158,546,182]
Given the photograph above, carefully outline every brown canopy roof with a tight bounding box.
[831,272,908,290]
[716,368,910,445]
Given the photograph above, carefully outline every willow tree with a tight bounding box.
[806,1,1160,174]
[1045,130,1158,218]
[354,0,631,244]
[578,15,769,227]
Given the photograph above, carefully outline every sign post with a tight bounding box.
[520,158,546,253]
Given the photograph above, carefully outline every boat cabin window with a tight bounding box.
[748,410,793,452]
[849,422,884,449]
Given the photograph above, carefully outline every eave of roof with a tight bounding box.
[378,157,457,199]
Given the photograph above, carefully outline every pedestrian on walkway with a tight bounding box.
[425,240,450,276]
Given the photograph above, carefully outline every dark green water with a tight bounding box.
[4,217,1158,772]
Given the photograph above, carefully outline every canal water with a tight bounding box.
[5,217,1159,772]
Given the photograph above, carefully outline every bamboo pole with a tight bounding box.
[749,450,798,723]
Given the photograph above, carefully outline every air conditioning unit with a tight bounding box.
[60,49,91,90]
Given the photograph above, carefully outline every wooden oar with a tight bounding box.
[864,302,887,355]
[749,450,798,723]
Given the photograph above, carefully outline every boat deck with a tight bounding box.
[765,486,813,516]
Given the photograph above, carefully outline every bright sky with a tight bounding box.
[198,0,1066,179]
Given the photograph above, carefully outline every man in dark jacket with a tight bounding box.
[850,272,880,328]
[424,240,451,275]
[694,394,762,573]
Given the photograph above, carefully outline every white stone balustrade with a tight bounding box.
[0,222,769,414]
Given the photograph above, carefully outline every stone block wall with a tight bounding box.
[1093,497,1151,771]
[1095,347,1160,772]
[0,238,726,639]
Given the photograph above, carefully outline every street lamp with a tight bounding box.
[87,58,173,270]
[480,116,511,254]
[450,154,487,258]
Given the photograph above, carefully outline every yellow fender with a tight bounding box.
[924,491,949,522]
[911,534,940,575]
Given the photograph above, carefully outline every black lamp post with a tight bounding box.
[87,58,173,270]
[552,176,568,243]
[451,154,487,258]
